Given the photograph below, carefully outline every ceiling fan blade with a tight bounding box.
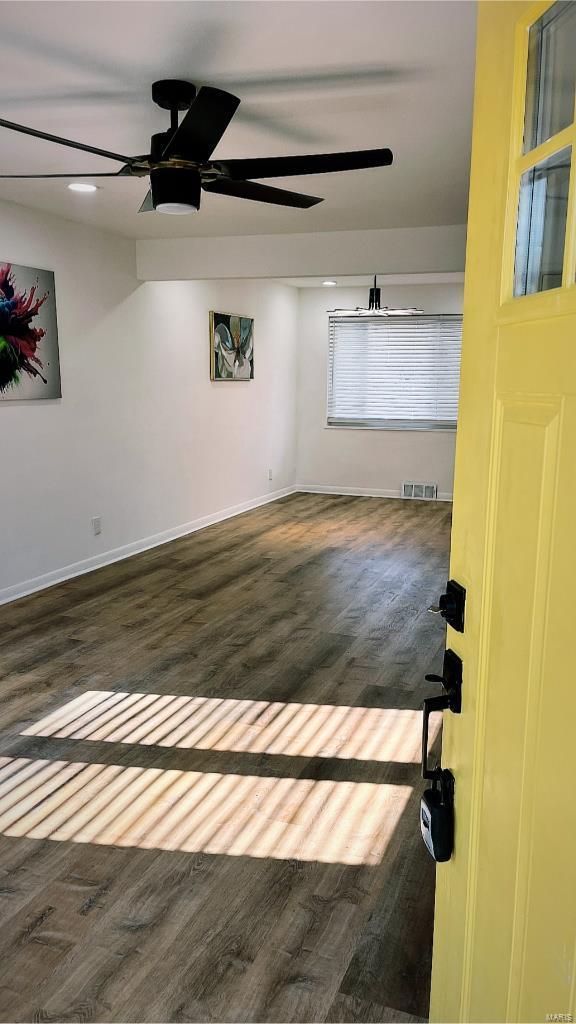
[0,116,137,165]
[217,147,394,180]
[139,189,154,213]
[202,177,322,208]
[162,86,240,162]
[0,171,126,179]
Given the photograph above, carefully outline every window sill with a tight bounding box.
[325,422,457,433]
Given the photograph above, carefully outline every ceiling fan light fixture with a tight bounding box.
[150,166,200,214]
[67,182,98,193]
[155,201,196,215]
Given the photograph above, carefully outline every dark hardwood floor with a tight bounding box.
[0,492,451,1023]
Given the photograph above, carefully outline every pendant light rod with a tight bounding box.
[369,273,381,310]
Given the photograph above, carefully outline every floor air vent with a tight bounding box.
[402,482,438,500]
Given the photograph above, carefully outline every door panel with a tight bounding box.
[470,395,562,1021]
[430,3,576,1021]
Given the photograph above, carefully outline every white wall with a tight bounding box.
[295,283,464,499]
[0,199,299,602]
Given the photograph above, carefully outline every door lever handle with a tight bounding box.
[421,649,463,781]
[424,649,463,712]
[420,651,462,862]
[421,693,450,780]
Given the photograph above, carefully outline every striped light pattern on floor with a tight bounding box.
[21,690,437,763]
[0,755,412,865]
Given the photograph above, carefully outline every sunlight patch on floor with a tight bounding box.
[21,690,436,763]
[0,755,412,865]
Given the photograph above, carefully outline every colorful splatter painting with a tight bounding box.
[0,261,60,401]
[210,311,254,381]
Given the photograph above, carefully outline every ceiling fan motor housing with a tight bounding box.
[150,166,201,211]
[150,131,175,163]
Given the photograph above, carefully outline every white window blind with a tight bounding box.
[327,314,462,430]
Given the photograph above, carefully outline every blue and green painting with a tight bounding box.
[210,311,254,380]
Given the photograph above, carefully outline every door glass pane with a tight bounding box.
[514,147,571,296]
[524,1,576,153]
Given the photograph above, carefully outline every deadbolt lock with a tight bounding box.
[428,578,466,632]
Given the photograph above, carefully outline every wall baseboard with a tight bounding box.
[1,484,453,606]
[0,486,296,607]
[297,484,453,502]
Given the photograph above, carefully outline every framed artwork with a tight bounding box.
[0,260,61,401]
[210,311,254,381]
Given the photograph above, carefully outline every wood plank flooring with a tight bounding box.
[0,492,451,1023]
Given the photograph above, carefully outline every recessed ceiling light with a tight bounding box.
[322,279,337,287]
[67,182,98,193]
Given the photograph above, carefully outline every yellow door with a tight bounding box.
[430,3,576,1021]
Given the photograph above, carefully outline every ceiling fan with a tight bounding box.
[0,79,394,215]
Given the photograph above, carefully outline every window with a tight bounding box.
[513,0,576,297]
[514,147,571,296]
[524,1,576,153]
[327,314,462,430]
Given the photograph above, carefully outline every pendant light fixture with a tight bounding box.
[328,273,423,317]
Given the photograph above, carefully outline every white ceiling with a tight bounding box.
[0,1,476,240]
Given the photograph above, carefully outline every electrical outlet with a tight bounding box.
[268,468,273,481]
[91,515,102,536]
